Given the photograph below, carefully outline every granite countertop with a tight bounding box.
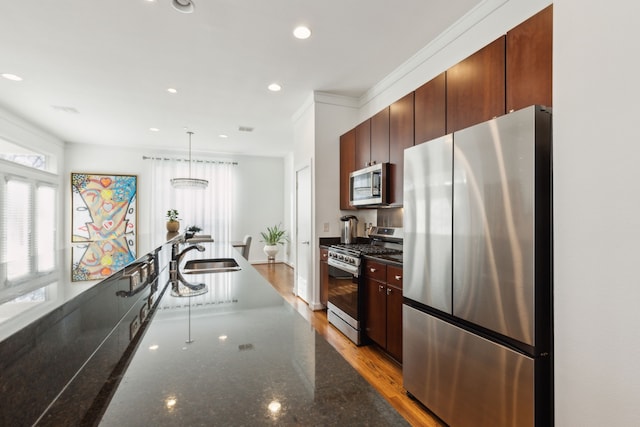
[0,233,170,343]
[99,243,408,426]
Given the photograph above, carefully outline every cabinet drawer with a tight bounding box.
[320,247,328,261]
[364,260,387,281]
[387,266,403,289]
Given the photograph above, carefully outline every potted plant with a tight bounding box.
[166,209,180,232]
[260,224,288,261]
[185,225,202,240]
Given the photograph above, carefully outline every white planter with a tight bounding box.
[263,245,279,261]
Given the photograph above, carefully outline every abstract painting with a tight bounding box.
[71,173,137,281]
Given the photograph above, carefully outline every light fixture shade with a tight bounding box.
[171,178,208,189]
[171,131,208,189]
[172,0,195,13]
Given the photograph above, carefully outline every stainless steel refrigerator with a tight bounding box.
[403,105,552,427]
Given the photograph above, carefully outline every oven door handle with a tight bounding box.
[328,258,359,277]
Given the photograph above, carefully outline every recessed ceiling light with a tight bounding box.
[167,88,177,94]
[268,83,281,92]
[149,344,159,350]
[218,134,228,139]
[51,105,79,114]
[1,73,23,81]
[149,127,160,132]
[172,0,195,13]
[293,26,311,40]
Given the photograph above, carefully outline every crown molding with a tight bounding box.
[359,0,509,107]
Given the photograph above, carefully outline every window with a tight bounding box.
[146,156,237,244]
[0,165,58,284]
[0,138,47,171]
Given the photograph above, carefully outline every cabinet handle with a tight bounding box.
[379,285,385,292]
[322,253,327,259]
[395,275,402,280]
[370,268,377,273]
[386,287,392,295]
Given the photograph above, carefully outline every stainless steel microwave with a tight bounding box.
[349,163,389,207]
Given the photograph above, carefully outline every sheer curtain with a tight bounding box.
[148,157,236,243]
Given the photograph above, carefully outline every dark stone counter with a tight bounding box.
[0,233,173,426]
[99,243,408,426]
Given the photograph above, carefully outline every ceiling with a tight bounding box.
[0,0,481,157]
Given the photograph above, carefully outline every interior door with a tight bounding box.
[295,165,312,303]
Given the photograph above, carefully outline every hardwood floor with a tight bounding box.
[253,262,444,427]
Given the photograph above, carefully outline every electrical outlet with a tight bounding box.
[323,222,330,232]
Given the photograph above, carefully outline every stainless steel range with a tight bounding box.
[326,227,403,345]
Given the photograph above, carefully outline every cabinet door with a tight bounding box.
[365,277,387,348]
[370,107,390,165]
[415,72,446,144]
[320,248,329,305]
[339,129,356,210]
[386,265,403,290]
[386,284,403,362]
[446,36,506,133]
[389,92,414,206]
[364,260,387,282]
[355,119,371,170]
[506,5,553,112]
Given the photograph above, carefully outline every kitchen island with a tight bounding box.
[98,242,407,426]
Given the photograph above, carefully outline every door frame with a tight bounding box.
[295,162,318,307]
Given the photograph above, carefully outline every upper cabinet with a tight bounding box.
[506,5,553,112]
[355,109,390,170]
[446,36,506,133]
[389,93,414,205]
[338,6,552,208]
[371,107,390,166]
[415,72,446,145]
[340,129,356,210]
[355,119,371,170]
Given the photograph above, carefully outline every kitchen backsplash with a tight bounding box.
[377,207,403,228]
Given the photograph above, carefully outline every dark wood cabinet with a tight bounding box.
[371,107,390,165]
[355,119,371,170]
[385,266,403,361]
[415,72,446,144]
[446,36,506,133]
[506,4,553,112]
[365,277,387,347]
[389,92,414,206]
[338,8,550,211]
[339,129,356,210]
[364,260,403,362]
[319,247,329,305]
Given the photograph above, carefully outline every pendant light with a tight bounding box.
[171,131,208,189]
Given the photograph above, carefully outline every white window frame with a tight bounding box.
[0,158,59,286]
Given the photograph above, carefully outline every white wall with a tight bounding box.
[64,143,285,263]
[554,0,640,425]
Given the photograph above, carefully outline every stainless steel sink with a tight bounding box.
[182,258,241,274]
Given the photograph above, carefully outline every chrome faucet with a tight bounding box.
[169,242,207,296]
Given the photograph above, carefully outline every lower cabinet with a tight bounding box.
[320,247,329,305]
[364,260,403,362]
